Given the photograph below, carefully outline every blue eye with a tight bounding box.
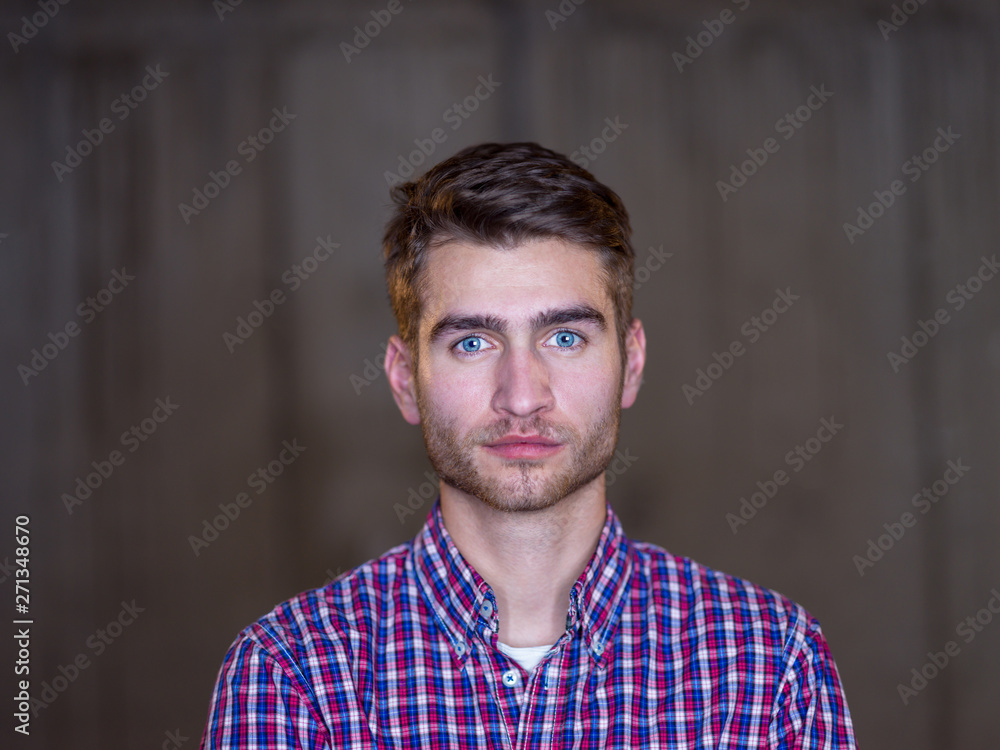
[458,337,484,353]
[551,331,580,348]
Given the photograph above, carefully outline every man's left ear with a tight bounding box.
[621,318,646,409]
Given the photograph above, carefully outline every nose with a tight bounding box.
[491,344,554,418]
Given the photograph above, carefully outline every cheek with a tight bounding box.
[550,357,620,410]
[421,366,492,420]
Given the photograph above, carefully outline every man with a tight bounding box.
[200,142,857,748]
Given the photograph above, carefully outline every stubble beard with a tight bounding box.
[415,373,624,514]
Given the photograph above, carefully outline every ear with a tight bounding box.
[385,334,421,425]
[620,318,646,409]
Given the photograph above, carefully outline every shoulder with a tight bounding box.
[202,544,416,747]
[226,539,416,673]
[620,539,855,743]
[628,538,823,657]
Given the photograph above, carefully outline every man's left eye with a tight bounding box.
[548,331,582,348]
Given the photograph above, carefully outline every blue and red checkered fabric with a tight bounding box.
[201,499,856,748]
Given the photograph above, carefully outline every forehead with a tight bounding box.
[418,238,611,327]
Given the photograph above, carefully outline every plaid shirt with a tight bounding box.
[201,499,856,749]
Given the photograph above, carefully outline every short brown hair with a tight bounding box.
[382,142,635,361]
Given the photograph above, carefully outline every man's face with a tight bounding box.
[401,237,640,513]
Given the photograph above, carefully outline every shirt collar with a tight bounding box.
[413,497,634,667]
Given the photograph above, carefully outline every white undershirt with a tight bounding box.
[497,641,555,673]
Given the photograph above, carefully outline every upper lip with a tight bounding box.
[486,434,560,446]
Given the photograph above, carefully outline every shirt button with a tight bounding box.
[501,669,520,687]
[479,601,494,618]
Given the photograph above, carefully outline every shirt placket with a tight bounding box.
[500,597,583,750]
[473,594,525,748]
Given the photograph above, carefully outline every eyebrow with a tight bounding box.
[428,304,607,344]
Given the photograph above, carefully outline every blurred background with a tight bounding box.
[2,0,999,746]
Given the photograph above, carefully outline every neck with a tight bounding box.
[439,481,607,648]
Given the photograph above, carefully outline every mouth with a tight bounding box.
[482,434,564,460]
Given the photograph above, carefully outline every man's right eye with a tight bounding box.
[456,336,486,353]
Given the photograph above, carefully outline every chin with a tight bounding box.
[450,459,605,514]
